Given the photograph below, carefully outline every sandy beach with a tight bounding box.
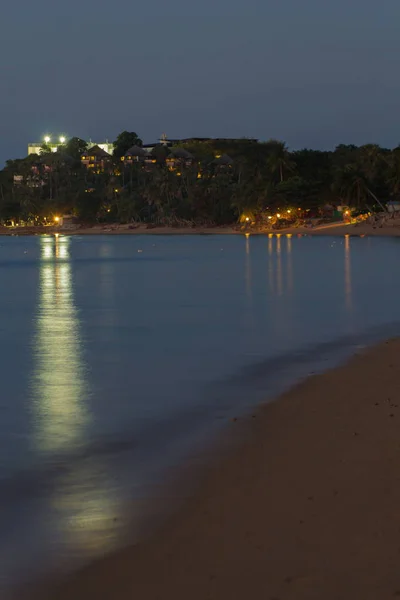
[4,219,400,237]
[21,338,400,600]
[287,221,400,237]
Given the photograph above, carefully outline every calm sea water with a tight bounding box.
[1,232,399,590]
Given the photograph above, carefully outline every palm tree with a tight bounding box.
[386,147,400,197]
[358,144,384,185]
[265,140,295,183]
[332,164,371,208]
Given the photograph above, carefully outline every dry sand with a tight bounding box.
[23,338,400,600]
[286,221,400,237]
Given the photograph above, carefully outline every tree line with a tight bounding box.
[0,132,399,226]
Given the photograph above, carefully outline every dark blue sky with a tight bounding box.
[1,0,400,164]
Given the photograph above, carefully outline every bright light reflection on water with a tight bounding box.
[25,236,122,578]
[31,236,90,454]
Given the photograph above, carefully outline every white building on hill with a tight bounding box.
[28,137,114,156]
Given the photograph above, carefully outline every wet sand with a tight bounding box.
[23,338,400,600]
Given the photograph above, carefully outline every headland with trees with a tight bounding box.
[1,132,399,230]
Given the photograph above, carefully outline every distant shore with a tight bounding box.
[22,338,400,600]
[4,220,400,237]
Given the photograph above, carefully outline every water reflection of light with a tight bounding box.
[268,235,275,294]
[244,234,253,322]
[30,237,124,561]
[245,233,250,255]
[43,244,52,260]
[344,235,352,311]
[276,234,283,296]
[52,463,122,556]
[31,236,90,454]
[286,234,293,293]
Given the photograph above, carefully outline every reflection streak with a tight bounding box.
[31,236,90,454]
[286,234,293,293]
[276,235,283,296]
[244,234,254,326]
[344,235,352,311]
[268,234,275,294]
[52,462,123,556]
[31,237,121,557]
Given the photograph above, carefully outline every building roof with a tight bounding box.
[40,151,75,165]
[213,154,234,165]
[168,148,193,160]
[83,145,111,158]
[171,137,258,144]
[125,145,146,157]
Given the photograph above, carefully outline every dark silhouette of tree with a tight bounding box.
[64,137,88,161]
[113,131,143,159]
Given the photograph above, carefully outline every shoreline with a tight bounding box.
[2,221,400,237]
[22,338,400,599]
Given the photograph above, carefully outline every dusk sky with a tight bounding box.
[1,0,400,164]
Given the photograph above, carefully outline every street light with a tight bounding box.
[44,136,51,143]
[59,136,66,143]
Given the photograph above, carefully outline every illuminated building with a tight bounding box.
[165,148,194,171]
[81,145,112,170]
[121,145,147,164]
[213,154,234,169]
[28,137,114,156]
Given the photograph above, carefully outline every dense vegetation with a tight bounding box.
[0,133,398,226]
